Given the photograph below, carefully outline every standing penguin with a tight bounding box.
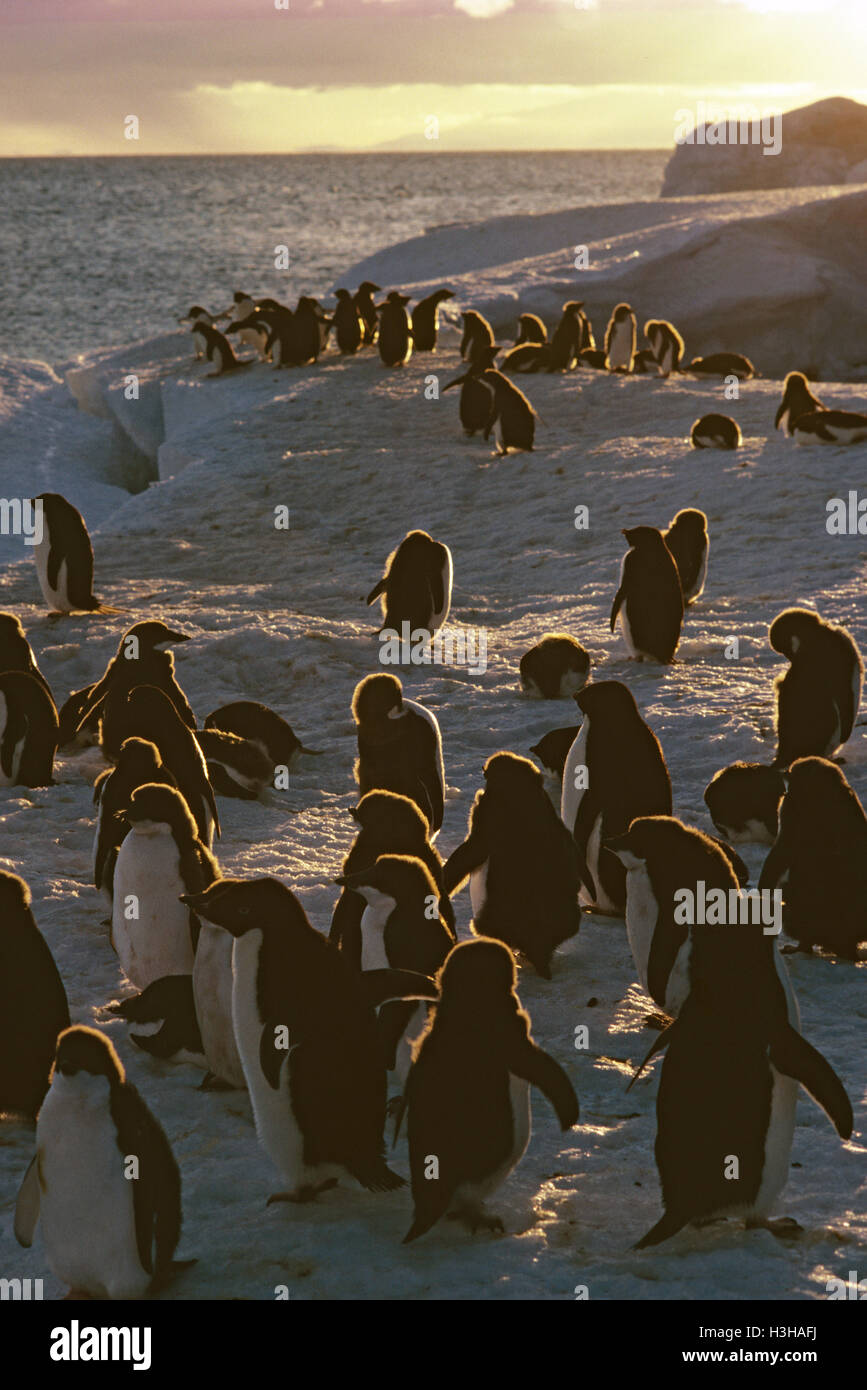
[769,607,863,767]
[33,493,118,615]
[293,296,328,364]
[191,322,243,376]
[111,783,218,990]
[460,310,496,365]
[604,304,637,372]
[0,671,58,787]
[515,313,547,345]
[519,634,590,699]
[332,288,364,355]
[14,1026,188,1298]
[611,526,684,663]
[561,681,672,915]
[401,939,579,1241]
[352,674,445,837]
[366,530,453,638]
[378,291,413,367]
[703,762,786,844]
[546,301,585,371]
[774,371,826,435]
[529,725,581,805]
[74,620,195,756]
[411,288,454,352]
[663,508,709,605]
[0,612,53,702]
[354,281,381,345]
[93,737,178,905]
[442,346,500,436]
[644,319,685,377]
[444,752,581,977]
[759,756,867,959]
[180,877,438,1202]
[0,871,69,1119]
[481,369,538,454]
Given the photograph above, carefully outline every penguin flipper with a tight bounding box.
[361,968,438,1011]
[758,839,787,891]
[610,585,625,632]
[113,1083,182,1277]
[442,833,487,894]
[634,1208,689,1250]
[769,1025,853,1139]
[626,1018,678,1092]
[365,578,386,606]
[14,1155,41,1248]
[511,1041,579,1129]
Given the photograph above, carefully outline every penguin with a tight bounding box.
[411,288,454,351]
[687,352,755,380]
[663,508,709,605]
[561,681,672,915]
[332,288,364,355]
[108,684,219,844]
[444,752,581,977]
[203,700,319,775]
[460,310,496,366]
[107,975,204,1067]
[546,301,585,371]
[631,916,852,1249]
[401,939,579,1242]
[190,322,243,376]
[704,762,786,845]
[74,620,195,759]
[644,319,684,377]
[378,292,413,367]
[769,607,863,767]
[330,789,455,958]
[252,304,295,367]
[774,371,826,435]
[293,296,328,364]
[353,281,381,345]
[0,611,53,702]
[179,877,438,1202]
[178,304,215,344]
[334,854,455,1084]
[791,409,867,445]
[33,492,118,616]
[519,634,590,699]
[759,756,867,959]
[0,671,58,787]
[224,312,271,360]
[611,526,683,663]
[481,369,538,454]
[578,348,607,370]
[57,683,99,748]
[352,673,445,837]
[0,870,69,1119]
[195,728,273,800]
[577,307,595,350]
[14,1025,188,1298]
[366,529,453,638]
[604,303,636,372]
[515,313,547,345]
[528,725,580,806]
[111,783,218,990]
[631,348,661,375]
[93,736,178,905]
[191,906,247,1089]
[442,346,500,436]
[500,343,551,374]
[690,413,742,449]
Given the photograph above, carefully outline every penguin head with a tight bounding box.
[666,508,707,538]
[126,683,179,723]
[335,853,437,910]
[784,756,845,803]
[352,672,403,725]
[233,291,252,303]
[124,783,197,840]
[782,370,812,400]
[622,525,664,550]
[335,288,351,302]
[357,282,381,295]
[433,287,454,303]
[574,679,639,721]
[769,607,822,659]
[482,751,544,801]
[562,300,584,315]
[120,620,191,655]
[0,611,27,645]
[117,736,164,776]
[181,876,304,939]
[52,1026,124,1087]
[0,868,32,918]
[605,815,678,869]
[437,938,517,1006]
[612,303,633,321]
[351,789,428,843]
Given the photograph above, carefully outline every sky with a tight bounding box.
[1,0,866,155]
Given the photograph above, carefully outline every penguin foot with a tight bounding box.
[267,1179,339,1206]
[644,1012,671,1031]
[449,1207,505,1236]
[199,1072,234,1092]
[748,1216,804,1240]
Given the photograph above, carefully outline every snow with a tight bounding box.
[0,199,865,1301]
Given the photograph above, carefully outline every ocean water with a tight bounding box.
[0,151,667,363]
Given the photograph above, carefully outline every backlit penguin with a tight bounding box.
[352,674,445,838]
[367,530,453,637]
[460,310,496,365]
[500,343,551,374]
[110,685,219,844]
[631,915,852,1249]
[330,790,455,958]
[690,413,742,449]
[0,671,58,787]
[294,296,329,364]
[769,608,863,767]
[204,700,319,775]
[792,409,867,445]
[332,289,364,354]
[444,752,581,977]
[519,634,590,698]
[411,288,453,351]
[561,681,672,914]
[774,371,826,435]
[0,612,53,702]
[604,304,636,372]
[401,939,579,1241]
[178,305,215,354]
[759,756,867,958]
[704,763,786,845]
[644,319,685,377]
[196,728,273,800]
[108,976,204,1068]
[335,854,454,1083]
[180,877,437,1202]
[663,508,709,605]
[529,725,580,806]
[442,346,500,435]
[0,871,69,1119]
[687,352,754,380]
[632,348,660,375]
[15,1026,188,1298]
[577,307,595,350]
[191,322,242,376]
[611,526,683,662]
[93,737,178,905]
[481,369,538,454]
[75,620,195,760]
[354,281,381,345]
[546,301,585,371]
[218,290,259,345]
[378,292,413,367]
[111,783,218,990]
[33,493,118,615]
[515,313,547,345]
[579,348,607,370]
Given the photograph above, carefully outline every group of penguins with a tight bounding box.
[0,332,864,1303]
[180,286,867,453]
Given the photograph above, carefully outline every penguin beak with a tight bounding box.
[164,629,191,644]
[334,869,373,892]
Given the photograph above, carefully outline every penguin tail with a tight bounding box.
[402,1217,432,1245]
[351,1158,406,1193]
[633,1210,688,1250]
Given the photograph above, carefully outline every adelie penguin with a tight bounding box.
[515,313,547,346]
[792,408,867,445]
[180,877,438,1202]
[519,634,590,699]
[367,529,453,638]
[190,322,244,376]
[352,673,445,838]
[690,414,742,449]
[15,1026,191,1299]
[332,288,364,354]
[704,762,786,844]
[769,607,863,767]
[353,281,381,345]
[74,619,195,759]
[378,291,413,366]
[444,751,581,977]
[759,756,867,959]
[774,371,826,435]
[0,670,59,787]
[196,728,273,801]
[460,310,496,365]
[400,939,579,1242]
[481,369,538,454]
[0,870,69,1119]
[561,681,672,915]
[442,345,500,435]
[33,492,119,616]
[529,725,580,805]
[687,352,754,380]
[179,304,216,358]
[604,304,636,372]
[546,301,586,371]
[204,700,320,777]
[663,508,708,605]
[93,736,178,905]
[0,612,53,703]
[411,288,453,351]
[644,319,684,377]
[611,526,683,663]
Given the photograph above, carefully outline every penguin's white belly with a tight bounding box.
[687,545,708,602]
[194,923,245,1088]
[624,865,659,992]
[430,556,453,632]
[607,324,633,370]
[749,1069,798,1219]
[722,817,775,845]
[658,342,674,376]
[359,895,394,972]
[583,814,618,911]
[37,1074,148,1299]
[454,1075,531,1207]
[34,539,72,612]
[93,809,117,905]
[560,720,588,834]
[393,1002,428,1087]
[776,407,791,434]
[620,601,652,660]
[0,690,26,784]
[469,861,489,920]
[111,831,194,989]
